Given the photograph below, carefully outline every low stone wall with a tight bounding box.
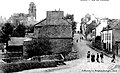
[0,60,57,73]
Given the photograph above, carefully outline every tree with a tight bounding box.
[12,24,26,37]
[65,14,74,21]
[1,23,13,49]
[65,14,77,36]
[2,23,13,36]
[26,25,34,33]
[25,39,52,58]
[72,21,77,34]
[85,20,96,37]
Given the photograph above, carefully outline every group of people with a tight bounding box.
[87,51,116,63]
[76,37,83,43]
[87,51,104,63]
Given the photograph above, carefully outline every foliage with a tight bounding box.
[1,23,13,36]
[26,25,34,33]
[1,23,13,43]
[81,13,91,24]
[12,24,26,37]
[0,60,57,73]
[85,20,96,37]
[64,52,79,61]
[64,14,77,34]
[25,39,52,58]
[65,14,74,21]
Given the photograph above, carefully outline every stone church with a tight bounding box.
[8,2,37,26]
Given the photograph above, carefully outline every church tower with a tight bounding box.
[28,2,36,19]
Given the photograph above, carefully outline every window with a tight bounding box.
[103,33,104,40]
[109,33,111,40]
[105,33,106,40]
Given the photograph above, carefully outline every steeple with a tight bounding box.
[28,2,36,19]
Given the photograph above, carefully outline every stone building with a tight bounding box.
[23,10,73,57]
[8,2,37,26]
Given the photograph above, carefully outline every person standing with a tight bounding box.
[100,52,104,63]
[96,53,100,63]
[91,53,95,62]
[80,37,81,42]
[76,39,78,43]
[111,54,115,63]
[87,51,90,62]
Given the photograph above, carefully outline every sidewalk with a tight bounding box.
[86,41,120,62]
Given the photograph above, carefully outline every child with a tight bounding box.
[111,54,115,63]
[87,51,90,62]
[100,52,104,63]
[91,53,95,62]
[96,53,100,63]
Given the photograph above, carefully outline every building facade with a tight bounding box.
[101,20,120,56]
[35,11,73,54]
[101,28,112,52]
[23,10,73,57]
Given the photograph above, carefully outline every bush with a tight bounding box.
[0,60,57,73]
[64,52,79,61]
[24,39,52,58]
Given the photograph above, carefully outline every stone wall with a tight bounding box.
[48,38,73,54]
[46,11,64,19]
[29,11,73,58]
[23,38,73,58]
[113,29,120,44]
[34,25,72,38]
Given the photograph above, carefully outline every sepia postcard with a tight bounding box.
[0,0,120,73]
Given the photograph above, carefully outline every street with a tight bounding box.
[16,33,120,73]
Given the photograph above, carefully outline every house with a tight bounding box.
[101,19,120,56]
[91,18,109,47]
[34,11,73,54]
[23,10,73,58]
[92,18,109,38]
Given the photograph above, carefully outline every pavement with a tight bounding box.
[14,33,120,73]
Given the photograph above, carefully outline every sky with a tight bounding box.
[0,0,120,30]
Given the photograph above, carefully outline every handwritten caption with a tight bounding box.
[82,70,117,72]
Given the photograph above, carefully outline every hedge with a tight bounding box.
[0,60,57,73]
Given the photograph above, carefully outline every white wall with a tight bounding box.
[101,30,112,52]
[96,19,108,36]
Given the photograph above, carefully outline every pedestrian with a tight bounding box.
[111,54,115,63]
[87,51,90,62]
[96,53,100,63]
[76,39,78,43]
[91,53,95,62]
[100,52,104,63]
[80,37,81,42]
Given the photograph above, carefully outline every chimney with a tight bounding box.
[46,11,64,19]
